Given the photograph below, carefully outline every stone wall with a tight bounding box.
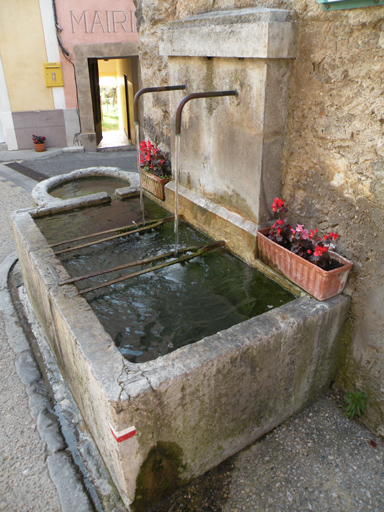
[280,3,384,436]
[133,0,384,434]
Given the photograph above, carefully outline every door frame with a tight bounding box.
[73,42,139,151]
[88,58,102,146]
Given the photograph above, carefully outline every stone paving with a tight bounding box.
[0,176,62,511]
[0,148,383,512]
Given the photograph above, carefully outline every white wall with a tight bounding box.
[0,56,17,150]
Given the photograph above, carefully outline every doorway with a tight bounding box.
[88,57,139,150]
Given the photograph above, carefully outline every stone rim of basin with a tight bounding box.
[32,167,140,208]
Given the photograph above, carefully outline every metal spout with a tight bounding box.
[175,90,237,136]
[133,85,186,125]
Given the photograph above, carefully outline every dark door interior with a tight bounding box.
[88,58,102,145]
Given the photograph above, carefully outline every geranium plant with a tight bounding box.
[32,134,46,144]
[268,198,340,270]
[139,140,171,179]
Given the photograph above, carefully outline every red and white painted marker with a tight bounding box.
[110,424,136,443]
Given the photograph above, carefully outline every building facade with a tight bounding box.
[0,0,139,151]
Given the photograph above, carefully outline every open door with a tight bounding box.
[88,58,102,146]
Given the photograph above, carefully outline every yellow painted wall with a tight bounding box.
[117,58,138,144]
[116,59,131,141]
[98,60,118,78]
[0,0,54,111]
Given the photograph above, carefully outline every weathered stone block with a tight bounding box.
[11,198,349,510]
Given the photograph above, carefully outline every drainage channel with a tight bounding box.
[8,261,126,512]
[4,162,51,182]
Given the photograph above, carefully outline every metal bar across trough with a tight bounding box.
[59,244,208,286]
[54,216,175,256]
[79,240,225,295]
[50,218,161,248]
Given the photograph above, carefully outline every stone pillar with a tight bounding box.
[159,8,297,227]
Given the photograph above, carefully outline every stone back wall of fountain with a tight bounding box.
[134,0,384,435]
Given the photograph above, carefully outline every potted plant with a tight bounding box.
[32,134,46,152]
[257,198,353,301]
[139,140,172,200]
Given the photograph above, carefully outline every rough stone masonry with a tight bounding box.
[133,0,384,435]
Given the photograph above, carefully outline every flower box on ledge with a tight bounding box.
[141,170,171,201]
[257,228,353,301]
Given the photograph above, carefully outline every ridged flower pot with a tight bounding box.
[34,142,46,153]
[141,170,171,201]
[257,228,353,301]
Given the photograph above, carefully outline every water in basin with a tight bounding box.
[49,176,130,199]
[36,196,295,363]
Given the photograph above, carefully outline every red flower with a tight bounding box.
[309,229,318,238]
[272,198,285,212]
[314,246,329,257]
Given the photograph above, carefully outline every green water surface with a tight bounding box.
[36,196,295,363]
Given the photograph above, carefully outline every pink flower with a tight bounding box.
[295,225,309,239]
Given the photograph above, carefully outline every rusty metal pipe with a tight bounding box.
[175,91,237,136]
[133,85,186,125]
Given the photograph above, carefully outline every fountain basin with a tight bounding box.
[11,184,349,511]
[32,167,140,208]
[12,4,351,506]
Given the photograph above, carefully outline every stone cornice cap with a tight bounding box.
[159,7,297,59]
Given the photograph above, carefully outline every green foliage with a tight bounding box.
[344,389,368,420]
[101,111,119,132]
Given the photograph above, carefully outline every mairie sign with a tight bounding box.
[70,10,137,34]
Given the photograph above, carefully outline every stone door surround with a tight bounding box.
[73,42,139,151]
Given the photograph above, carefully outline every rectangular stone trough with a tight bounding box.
[11,205,350,511]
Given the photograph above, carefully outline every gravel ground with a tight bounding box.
[155,393,384,512]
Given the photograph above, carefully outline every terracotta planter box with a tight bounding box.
[34,143,46,153]
[257,228,353,301]
[141,170,171,200]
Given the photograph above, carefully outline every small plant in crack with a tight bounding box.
[344,389,368,420]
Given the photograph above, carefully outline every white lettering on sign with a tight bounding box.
[70,11,137,34]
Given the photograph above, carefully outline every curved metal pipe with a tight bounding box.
[133,85,186,124]
[175,90,237,136]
